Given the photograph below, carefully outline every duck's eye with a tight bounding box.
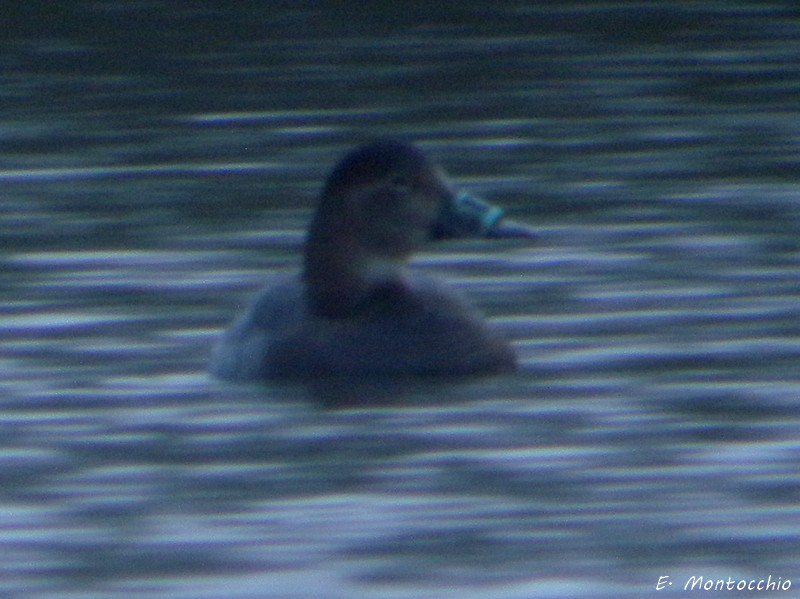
[389,175,413,192]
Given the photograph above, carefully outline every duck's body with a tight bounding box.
[210,140,533,381]
[211,270,514,379]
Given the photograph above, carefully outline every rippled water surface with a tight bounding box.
[2,2,800,598]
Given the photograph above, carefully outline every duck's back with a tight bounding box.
[210,272,515,380]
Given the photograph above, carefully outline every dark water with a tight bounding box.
[2,2,800,598]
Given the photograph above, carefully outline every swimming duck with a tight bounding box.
[210,140,534,380]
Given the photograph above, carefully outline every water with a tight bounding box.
[2,2,800,597]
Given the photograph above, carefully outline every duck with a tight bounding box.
[210,140,535,380]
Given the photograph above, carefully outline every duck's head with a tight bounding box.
[304,140,534,318]
[315,140,447,261]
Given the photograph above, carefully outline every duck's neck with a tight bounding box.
[303,214,405,319]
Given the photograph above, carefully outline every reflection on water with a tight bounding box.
[2,2,800,598]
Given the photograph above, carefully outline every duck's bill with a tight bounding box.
[431,191,537,240]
